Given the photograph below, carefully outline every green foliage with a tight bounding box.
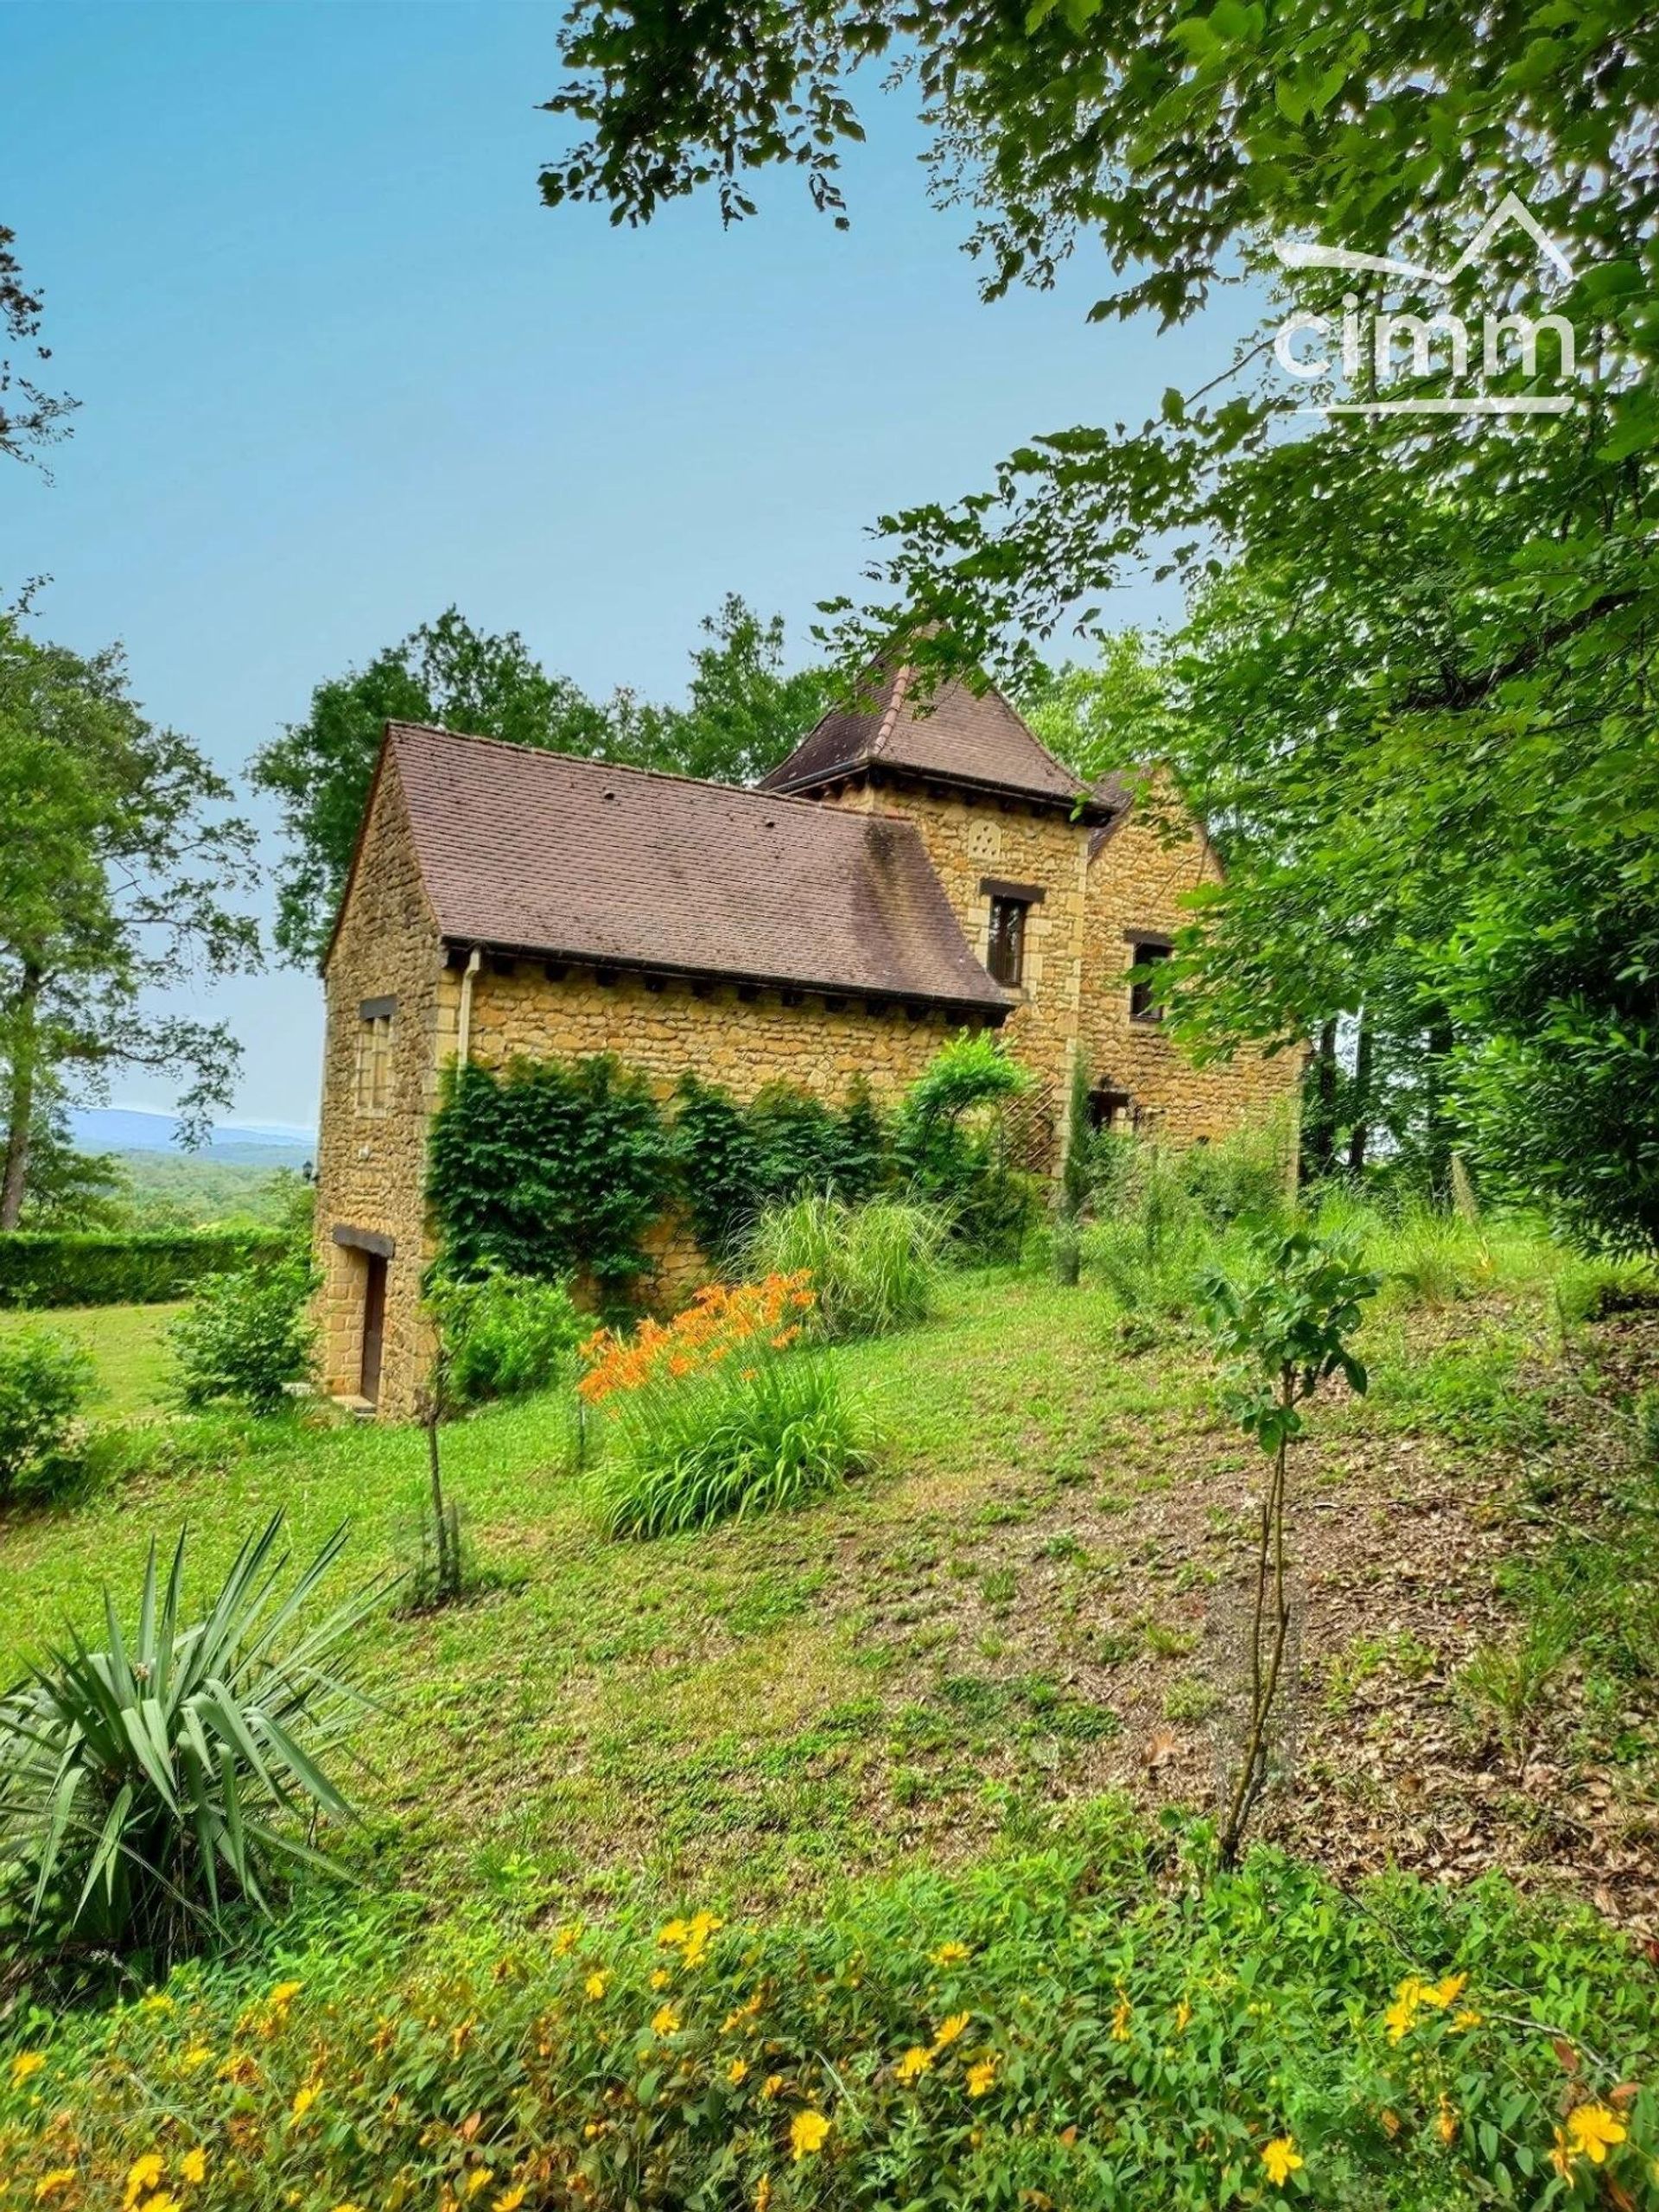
[429,1055,677,1300]
[896,1033,1038,1262]
[0,614,258,1226]
[0,1515,378,1971]
[746,1194,945,1341]
[167,1256,317,1414]
[1201,1224,1378,1863]
[11,1826,1659,2209]
[592,1351,873,1538]
[1082,1141,1213,1321]
[425,1266,584,1407]
[538,0,1659,1259]
[1202,1226,1378,1459]
[675,1073,907,1262]
[0,1325,92,1505]
[14,1112,127,1230]
[900,1028,1031,1129]
[0,1226,292,1309]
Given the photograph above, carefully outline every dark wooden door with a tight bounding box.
[360,1253,388,1404]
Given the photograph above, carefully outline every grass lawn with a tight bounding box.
[4,1254,1652,1929]
[0,1298,184,1416]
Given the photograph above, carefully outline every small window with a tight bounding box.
[986,896,1030,987]
[1089,1087,1134,1132]
[1128,939,1173,1023]
[355,998,396,1115]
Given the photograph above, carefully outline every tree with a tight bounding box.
[536,3,1657,1245]
[1201,1225,1377,1866]
[257,597,829,967]
[0,616,257,1228]
[1,225,76,472]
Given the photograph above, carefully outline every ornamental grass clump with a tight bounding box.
[745,1194,945,1341]
[580,1274,873,1536]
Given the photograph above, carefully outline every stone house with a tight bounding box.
[315,664,1295,1414]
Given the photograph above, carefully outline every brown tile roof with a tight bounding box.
[378,722,1013,1014]
[760,660,1096,810]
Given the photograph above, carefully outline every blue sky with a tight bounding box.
[3,2,1256,1132]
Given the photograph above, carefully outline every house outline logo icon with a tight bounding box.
[1269,193,1582,418]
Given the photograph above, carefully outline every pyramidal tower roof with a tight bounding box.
[759,660,1099,812]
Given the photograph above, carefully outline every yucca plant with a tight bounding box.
[0,1514,382,1967]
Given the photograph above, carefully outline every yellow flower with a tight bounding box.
[290,2082,321,2120]
[1452,2008,1482,2031]
[10,2052,45,2087]
[125,2156,165,2208]
[140,1993,175,2014]
[494,2190,527,2212]
[554,1924,582,1956]
[1173,2000,1192,2033]
[728,2057,749,2084]
[932,2012,971,2050]
[1567,2104,1628,2165]
[1549,2126,1574,2178]
[681,1910,723,1966]
[269,1980,303,2008]
[895,2045,933,2082]
[1437,2096,1459,2147]
[1111,1994,1132,2043]
[1429,1974,1467,2010]
[465,2172,492,2199]
[1261,2137,1304,2188]
[790,2110,830,2160]
[652,2004,681,2037]
[180,2044,214,2071]
[761,2073,785,2100]
[585,1971,610,2000]
[180,2147,207,2183]
[657,1919,690,1949]
[141,2196,182,2212]
[931,1942,970,1967]
[650,1968,671,1991]
[754,2177,772,2212]
[965,2057,998,2098]
[34,2174,76,2203]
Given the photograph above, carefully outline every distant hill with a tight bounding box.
[68,1108,315,1166]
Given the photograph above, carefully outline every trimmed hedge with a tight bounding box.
[0,1229,294,1310]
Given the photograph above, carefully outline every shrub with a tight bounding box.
[591,1351,874,1537]
[746,1194,945,1340]
[8,1827,1657,2212]
[0,1515,379,1969]
[0,1326,95,1506]
[428,1266,583,1405]
[674,1075,893,1261]
[0,1227,292,1310]
[1179,1111,1295,1228]
[428,1054,677,1300]
[168,1255,317,1413]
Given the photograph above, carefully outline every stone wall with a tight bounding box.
[315,750,1300,1421]
[820,777,1089,1135]
[313,756,448,1416]
[1078,798,1301,1140]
